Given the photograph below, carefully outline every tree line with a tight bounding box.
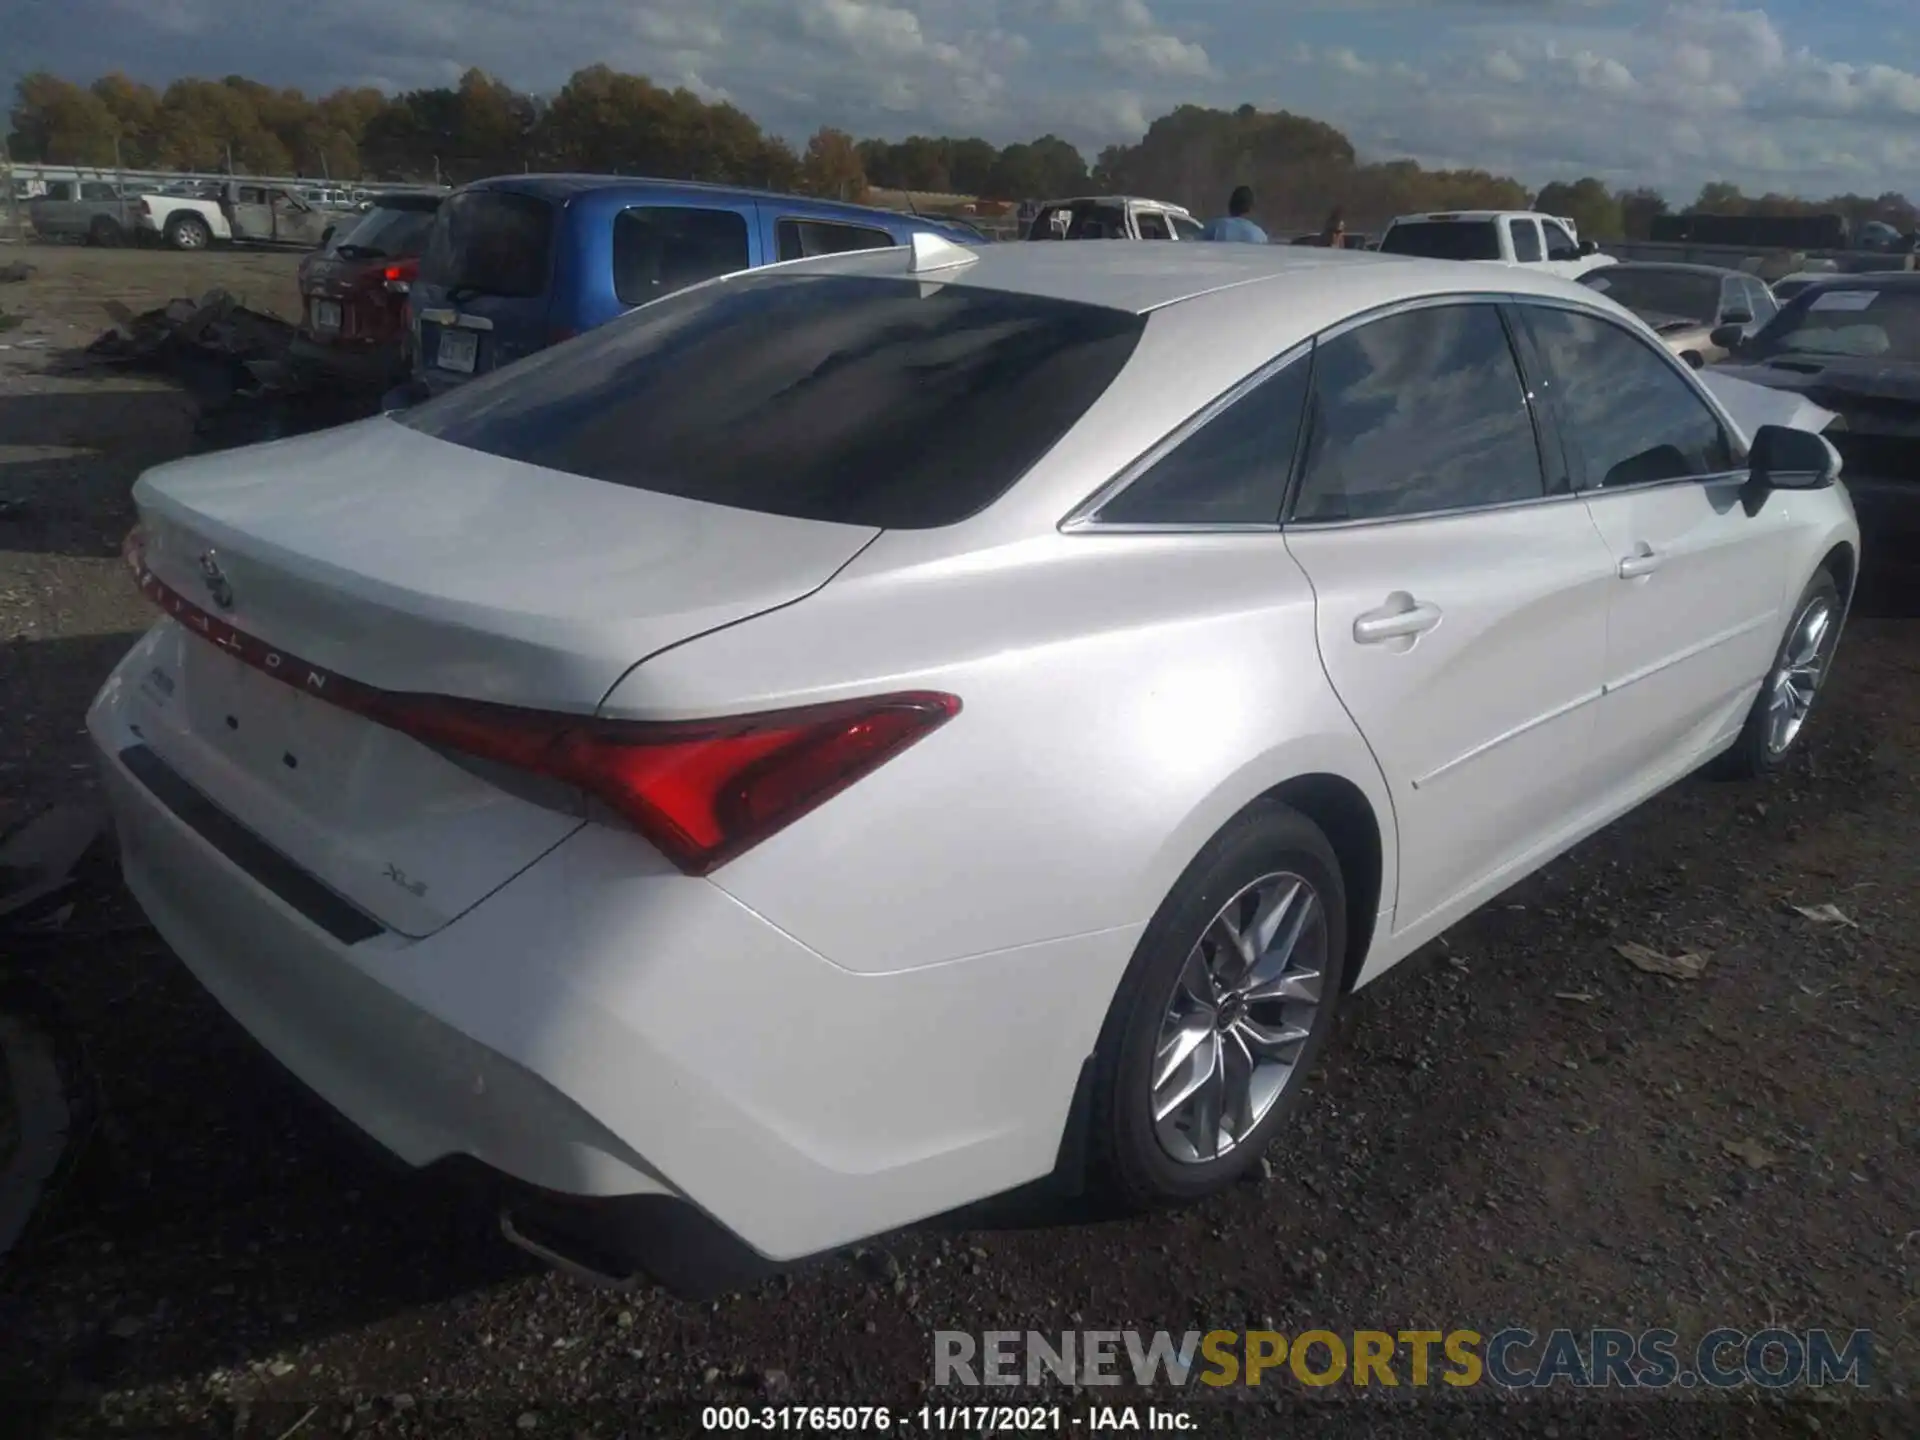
[8,68,1915,238]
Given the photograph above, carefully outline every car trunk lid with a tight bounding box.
[124,417,879,937]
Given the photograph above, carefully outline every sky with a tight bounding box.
[6,0,1920,199]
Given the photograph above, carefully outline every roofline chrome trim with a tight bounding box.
[1059,285,1755,536]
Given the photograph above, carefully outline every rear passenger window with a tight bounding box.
[777,219,895,262]
[613,207,751,306]
[1519,305,1734,488]
[1291,304,1545,523]
[1096,355,1310,525]
[1136,212,1173,241]
[81,182,117,201]
[1509,220,1543,263]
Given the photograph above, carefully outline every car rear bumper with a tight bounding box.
[88,643,1123,1287]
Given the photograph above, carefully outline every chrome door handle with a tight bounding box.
[1353,595,1443,644]
[1617,546,1663,579]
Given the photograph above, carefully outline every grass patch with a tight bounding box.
[0,311,23,333]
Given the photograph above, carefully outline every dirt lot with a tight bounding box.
[1,245,1917,1438]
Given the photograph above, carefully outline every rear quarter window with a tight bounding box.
[398,272,1145,529]
[777,218,896,262]
[421,189,555,300]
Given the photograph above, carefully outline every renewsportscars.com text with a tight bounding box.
[933,1328,1873,1390]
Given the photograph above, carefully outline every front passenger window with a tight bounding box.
[1519,305,1734,488]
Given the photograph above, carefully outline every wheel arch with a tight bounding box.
[1250,773,1385,994]
[1142,738,1396,1000]
[1818,539,1857,607]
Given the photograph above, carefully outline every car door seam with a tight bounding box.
[1598,612,1777,696]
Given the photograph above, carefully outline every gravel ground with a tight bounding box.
[1,245,1916,1439]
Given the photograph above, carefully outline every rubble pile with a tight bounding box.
[85,289,296,401]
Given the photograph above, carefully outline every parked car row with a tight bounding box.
[283,176,980,401]
[27,179,337,251]
[93,232,1863,1298]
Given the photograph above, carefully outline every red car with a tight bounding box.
[290,193,443,391]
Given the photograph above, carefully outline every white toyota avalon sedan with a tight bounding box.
[90,236,1858,1296]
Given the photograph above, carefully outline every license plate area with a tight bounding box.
[312,298,342,332]
[436,328,478,373]
[178,645,364,818]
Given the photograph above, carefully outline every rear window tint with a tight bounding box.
[398,272,1144,529]
[421,189,554,300]
[337,203,438,258]
[777,218,895,262]
[613,206,751,307]
[1379,220,1503,261]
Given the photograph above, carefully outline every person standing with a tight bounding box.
[1317,207,1347,248]
[1198,185,1268,243]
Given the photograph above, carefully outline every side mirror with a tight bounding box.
[1579,239,1598,256]
[319,225,337,249]
[1721,308,1753,327]
[1747,424,1841,497]
[1709,324,1747,352]
[1681,351,1704,370]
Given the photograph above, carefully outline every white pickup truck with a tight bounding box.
[133,182,332,252]
[1377,210,1616,279]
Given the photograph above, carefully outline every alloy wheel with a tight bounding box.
[1766,594,1837,756]
[1150,871,1328,1164]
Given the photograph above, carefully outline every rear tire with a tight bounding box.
[1711,570,1842,779]
[166,214,212,252]
[87,216,123,248]
[1090,802,1348,1208]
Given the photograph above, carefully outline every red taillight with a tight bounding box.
[135,199,150,217]
[378,692,960,875]
[383,259,418,295]
[120,531,956,874]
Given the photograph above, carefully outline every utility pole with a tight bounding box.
[0,132,19,243]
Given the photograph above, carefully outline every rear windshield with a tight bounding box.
[398,271,1145,529]
[1379,220,1503,261]
[1029,202,1129,240]
[420,189,554,299]
[1747,285,1920,364]
[1581,268,1722,324]
[335,202,439,260]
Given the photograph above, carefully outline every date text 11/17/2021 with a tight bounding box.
[700,1405,1195,1431]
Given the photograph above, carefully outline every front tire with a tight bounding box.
[1713,570,1842,779]
[166,214,212,251]
[1090,802,1348,1208]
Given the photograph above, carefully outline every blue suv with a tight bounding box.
[403,175,984,396]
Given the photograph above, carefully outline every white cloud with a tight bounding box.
[1099,31,1215,78]
[1096,0,1216,79]
[18,0,1920,199]
[1326,47,1379,79]
[1485,50,1525,83]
